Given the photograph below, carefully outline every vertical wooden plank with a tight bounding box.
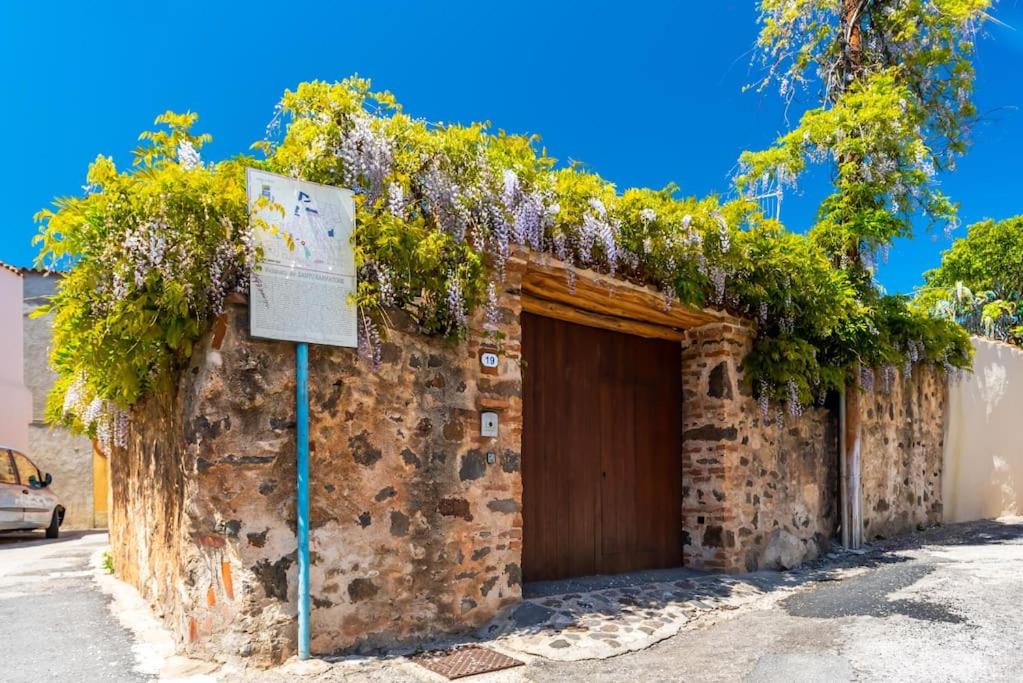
[666,339,684,566]
[598,326,637,574]
[536,313,555,580]
[522,313,682,581]
[563,320,598,578]
[521,313,548,580]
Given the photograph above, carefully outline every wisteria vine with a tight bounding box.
[34,79,972,443]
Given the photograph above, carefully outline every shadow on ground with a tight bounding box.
[0,529,104,548]
[302,518,1023,664]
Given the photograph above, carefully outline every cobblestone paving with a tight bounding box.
[478,561,860,661]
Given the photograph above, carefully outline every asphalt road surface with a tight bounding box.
[0,530,144,683]
[4,520,1023,682]
[528,518,1023,682]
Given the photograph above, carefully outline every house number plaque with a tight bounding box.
[480,350,499,376]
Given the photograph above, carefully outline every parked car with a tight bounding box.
[0,446,64,538]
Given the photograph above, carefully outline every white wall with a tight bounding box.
[0,267,30,451]
[943,337,1023,522]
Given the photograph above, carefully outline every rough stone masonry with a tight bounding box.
[110,252,947,664]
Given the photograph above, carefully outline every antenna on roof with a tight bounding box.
[750,188,783,222]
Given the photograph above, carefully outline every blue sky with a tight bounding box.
[2,1,1021,293]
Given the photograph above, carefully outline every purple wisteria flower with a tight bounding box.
[514,192,545,251]
[758,380,771,421]
[338,114,393,203]
[501,169,520,208]
[387,182,406,218]
[713,212,730,254]
[113,408,130,449]
[62,374,88,418]
[859,365,875,393]
[484,283,500,328]
[880,364,897,394]
[421,165,468,241]
[358,313,382,370]
[710,266,727,305]
[787,380,803,417]
[83,397,105,429]
[374,263,396,306]
[446,275,466,330]
[177,140,201,170]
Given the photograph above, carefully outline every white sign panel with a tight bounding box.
[247,169,358,347]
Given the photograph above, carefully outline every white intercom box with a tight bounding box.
[481,411,499,438]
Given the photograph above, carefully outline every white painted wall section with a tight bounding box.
[944,337,1023,522]
[0,265,30,451]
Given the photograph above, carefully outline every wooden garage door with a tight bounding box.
[521,312,682,582]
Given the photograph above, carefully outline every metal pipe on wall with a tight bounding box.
[844,380,863,549]
[296,342,311,660]
[839,388,850,549]
[850,421,863,549]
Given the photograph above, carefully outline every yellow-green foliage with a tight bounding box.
[918,215,1023,343]
[34,78,971,439]
[34,113,253,438]
[745,0,991,273]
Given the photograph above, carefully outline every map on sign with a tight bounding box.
[247,168,358,347]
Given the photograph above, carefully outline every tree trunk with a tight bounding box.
[841,0,864,88]
[841,0,865,548]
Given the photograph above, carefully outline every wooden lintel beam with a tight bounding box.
[522,257,722,330]
[521,294,685,342]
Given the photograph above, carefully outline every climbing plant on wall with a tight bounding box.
[33,113,254,444]
[34,77,971,446]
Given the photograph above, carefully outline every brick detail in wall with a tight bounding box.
[681,322,754,572]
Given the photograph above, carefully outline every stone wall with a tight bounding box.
[681,322,840,573]
[112,258,948,663]
[681,321,946,571]
[114,259,527,664]
[110,391,194,648]
[859,366,946,539]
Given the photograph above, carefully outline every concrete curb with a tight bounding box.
[90,546,221,682]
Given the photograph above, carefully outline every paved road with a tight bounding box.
[0,530,144,683]
[4,521,1023,682]
[529,518,1023,682]
[248,518,1023,683]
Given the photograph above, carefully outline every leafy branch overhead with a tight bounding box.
[918,215,1023,344]
[743,0,992,271]
[34,74,972,445]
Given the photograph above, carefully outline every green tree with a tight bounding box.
[918,215,1023,343]
[737,1,990,378]
[740,0,992,274]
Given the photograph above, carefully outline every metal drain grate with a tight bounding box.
[411,645,524,679]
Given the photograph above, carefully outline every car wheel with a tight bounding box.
[45,511,60,539]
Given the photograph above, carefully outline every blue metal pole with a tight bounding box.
[295,342,311,660]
